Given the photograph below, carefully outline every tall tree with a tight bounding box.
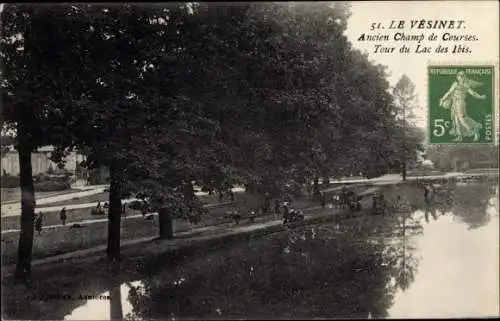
[0,4,66,280]
[393,75,420,180]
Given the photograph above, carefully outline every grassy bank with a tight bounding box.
[2,206,126,231]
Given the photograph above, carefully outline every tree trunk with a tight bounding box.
[158,207,174,240]
[183,181,195,201]
[106,165,122,261]
[109,285,123,320]
[14,146,36,282]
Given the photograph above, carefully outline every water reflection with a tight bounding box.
[118,212,423,319]
[389,213,499,317]
[61,183,498,320]
[451,183,496,229]
[390,183,499,318]
[64,281,144,320]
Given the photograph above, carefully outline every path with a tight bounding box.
[1,187,107,216]
[1,200,243,235]
[1,190,81,205]
[328,172,496,186]
[1,186,246,217]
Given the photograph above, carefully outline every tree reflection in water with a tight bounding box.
[416,180,497,230]
[394,204,422,292]
[109,286,123,320]
[125,210,422,320]
[450,182,497,230]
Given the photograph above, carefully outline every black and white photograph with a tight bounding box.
[1,1,499,319]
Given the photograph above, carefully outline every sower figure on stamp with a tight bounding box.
[439,71,486,142]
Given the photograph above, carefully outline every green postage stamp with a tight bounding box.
[428,65,495,144]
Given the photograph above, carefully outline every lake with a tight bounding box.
[61,182,499,320]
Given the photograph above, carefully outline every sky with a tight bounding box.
[345,0,499,131]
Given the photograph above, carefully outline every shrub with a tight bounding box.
[1,174,20,188]
[90,208,106,216]
[34,180,71,192]
[46,166,55,175]
[1,172,71,190]
[128,200,144,211]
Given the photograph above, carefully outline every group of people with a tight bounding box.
[371,194,388,215]
[320,187,362,211]
[275,201,304,224]
[34,207,67,235]
[33,199,131,235]
[218,189,235,203]
[92,201,126,216]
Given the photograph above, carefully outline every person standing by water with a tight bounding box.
[274,200,281,219]
[35,211,43,235]
[60,207,67,226]
[424,184,432,204]
[121,203,127,218]
[282,203,290,224]
[391,195,402,214]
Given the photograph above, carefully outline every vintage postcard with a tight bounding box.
[1,1,498,320]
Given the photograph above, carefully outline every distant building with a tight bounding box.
[1,145,109,185]
[451,158,499,172]
[1,145,78,176]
